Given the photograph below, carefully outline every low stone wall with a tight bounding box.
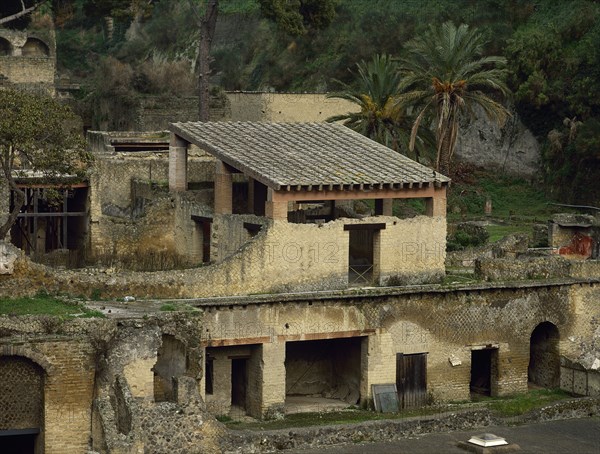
[223,398,600,453]
[475,256,572,281]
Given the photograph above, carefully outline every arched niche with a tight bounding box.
[22,38,50,57]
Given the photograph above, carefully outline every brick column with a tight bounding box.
[265,189,288,221]
[425,187,447,217]
[214,161,233,214]
[360,333,395,408]
[169,134,188,191]
[256,342,286,419]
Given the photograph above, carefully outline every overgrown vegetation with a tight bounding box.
[482,388,571,417]
[0,293,104,317]
[6,0,598,205]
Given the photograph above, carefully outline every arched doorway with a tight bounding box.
[0,356,45,453]
[528,322,560,388]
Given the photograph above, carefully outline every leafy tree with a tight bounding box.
[398,21,511,176]
[327,54,433,161]
[188,0,337,120]
[505,1,600,135]
[0,89,92,238]
[258,0,337,37]
[0,0,50,26]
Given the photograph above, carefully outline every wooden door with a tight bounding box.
[396,353,427,408]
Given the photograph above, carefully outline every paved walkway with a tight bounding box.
[288,417,600,454]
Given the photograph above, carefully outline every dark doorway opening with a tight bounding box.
[529,322,560,388]
[348,229,374,286]
[0,429,39,454]
[205,356,214,395]
[201,220,211,263]
[191,216,212,263]
[285,337,362,413]
[396,353,427,408]
[231,358,248,410]
[470,348,498,396]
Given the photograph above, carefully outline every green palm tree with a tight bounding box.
[397,21,511,175]
[327,54,433,162]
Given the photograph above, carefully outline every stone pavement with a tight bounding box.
[287,417,600,454]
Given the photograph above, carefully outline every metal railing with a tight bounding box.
[348,264,374,285]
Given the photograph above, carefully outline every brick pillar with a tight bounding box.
[169,134,188,191]
[265,189,288,221]
[214,161,233,214]
[425,188,447,217]
[257,342,286,419]
[360,333,395,408]
[375,199,393,216]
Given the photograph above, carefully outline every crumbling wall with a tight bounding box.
[476,256,572,281]
[1,215,446,298]
[89,153,215,268]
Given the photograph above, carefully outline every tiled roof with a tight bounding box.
[169,122,450,191]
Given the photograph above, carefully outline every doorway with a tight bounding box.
[347,228,374,285]
[0,429,39,454]
[231,358,248,411]
[470,348,498,396]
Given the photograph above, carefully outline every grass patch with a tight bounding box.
[486,224,532,242]
[448,171,560,223]
[226,389,574,430]
[486,388,571,417]
[0,295,105,318]
[159,303,199,312]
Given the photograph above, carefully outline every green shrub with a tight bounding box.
[447,223,489,251]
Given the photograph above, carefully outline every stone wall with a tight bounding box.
[193,280,598,410]
[0,29,56,94]
[88,152,215,268]
[0,336,95,454]
[475,256,573,281]
[0,279,597,449]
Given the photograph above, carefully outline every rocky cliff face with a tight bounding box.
[455,105,540,177]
